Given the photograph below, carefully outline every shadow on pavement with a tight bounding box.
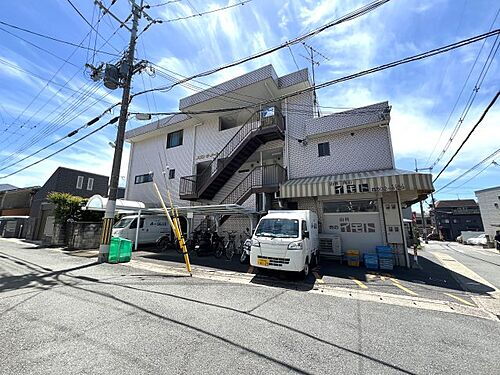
[137,247,316,291]
[0,252,99,293]
[317,255,495,295]
[57,275,417,375]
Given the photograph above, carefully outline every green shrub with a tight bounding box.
[47,192,86,224]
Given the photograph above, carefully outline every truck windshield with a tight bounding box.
[255,218,299,238]
[113,218,135,229]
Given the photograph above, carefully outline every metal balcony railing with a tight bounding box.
[179,105,284,198]
[220,164,287,205]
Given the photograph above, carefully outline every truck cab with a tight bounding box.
[250,210,319,276]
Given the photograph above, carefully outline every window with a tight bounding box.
[129,218,145,229]
[318,142,330,157]
[87,177,94,191]
[169,169,175,179]
[324,200,378,213]
[167,129,183,148]
[255,218,299,238]
[76,175,84,189]
[135,173,153,184]
[302,220,308,234]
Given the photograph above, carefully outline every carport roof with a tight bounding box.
[149,204,256,216]
[84,196,256,216]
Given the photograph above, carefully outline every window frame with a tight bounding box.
[76,175,84,189]
[134,173,154,184]
[86,177,94,191]
[318,142,330,157]
[168,169,175,179]
[166,129,183,149]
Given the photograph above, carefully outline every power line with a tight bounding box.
[135,29,500,114]
[442,162,494,192]
[0,32,92,144]
[162,0,252,22]
[5,25,497,178]
[0,20,120,57]
[135,0,393,97]
[0,103,121,173]
[0,117,120,179]
[433,91,499,183]
[287,45,301,71]
[0,26,80,68]
[0,84,113,168]
[429,31,500,170]
[65,0,121,53]
[434,148,500,194]
[425,7,500,166]
[146,0,182,7]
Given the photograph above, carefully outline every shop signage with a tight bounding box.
[328,217,376,234]
[328,182,405,194]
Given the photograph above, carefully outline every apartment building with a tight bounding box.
[475,186,500,242]
[432,199,483,241]
[124,65,434,267]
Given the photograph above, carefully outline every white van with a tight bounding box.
[250,210,319,276]
[112,215,170,245]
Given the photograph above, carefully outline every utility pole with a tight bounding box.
[98,0,143,263]
[415,159,428,243]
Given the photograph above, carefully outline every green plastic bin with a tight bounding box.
[108,237,132,264]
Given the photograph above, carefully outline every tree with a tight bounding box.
[47,192,85,224]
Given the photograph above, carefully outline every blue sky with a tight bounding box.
[0,0,498,205]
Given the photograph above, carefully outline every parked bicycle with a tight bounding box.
[220,231,238,260]
[156,231,197,255]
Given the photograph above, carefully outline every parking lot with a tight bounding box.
[133,241,498,309]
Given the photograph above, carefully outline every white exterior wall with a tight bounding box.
[289,126,394,179]
[476,187,500,240]
[286,92,314,178]
[126,123,195,207]
[194,116,240,164]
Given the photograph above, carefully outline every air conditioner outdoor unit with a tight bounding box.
[319,234,342,257]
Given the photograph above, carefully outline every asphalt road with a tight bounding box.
[1,238,499,375]
[424,241,500,290]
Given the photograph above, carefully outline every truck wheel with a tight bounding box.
[300,259,310,279]
[315,251,320,267]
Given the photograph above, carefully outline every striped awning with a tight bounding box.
[280,169,433,199]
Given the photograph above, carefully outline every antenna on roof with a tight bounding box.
[300,42,330,118]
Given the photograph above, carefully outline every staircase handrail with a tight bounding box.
[221,164,287,205]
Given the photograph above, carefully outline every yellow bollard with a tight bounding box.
[153,182,192,275]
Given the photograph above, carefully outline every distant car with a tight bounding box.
[465,234,487,246]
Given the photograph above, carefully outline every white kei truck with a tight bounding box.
[112,215,170,245]
[250,210,319,277]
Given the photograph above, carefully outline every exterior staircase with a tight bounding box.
[220,164,287,205]
[179,106,285,201]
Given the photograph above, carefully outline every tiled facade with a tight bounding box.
[125,65,393,211]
